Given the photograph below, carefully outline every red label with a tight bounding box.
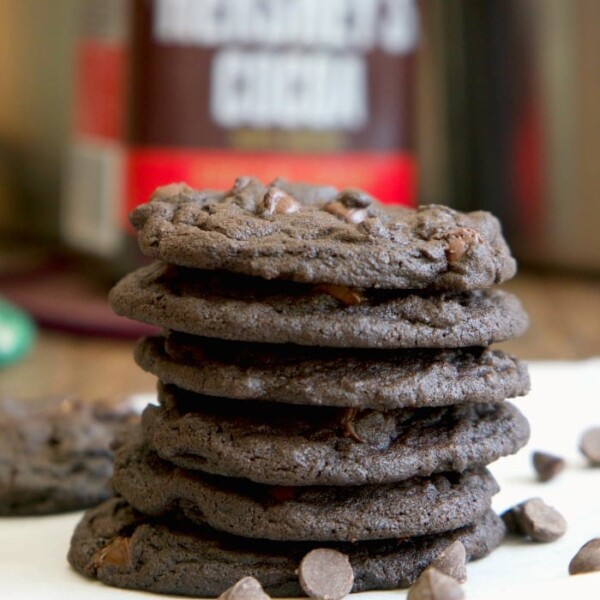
[73,40,126,140]
[125,148,416,222]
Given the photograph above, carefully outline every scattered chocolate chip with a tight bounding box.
[407,567,465,600]
[443,228,482,264]
[313,283,365,306]
[340,408,366,444]
[298,548,354,600]
[261,187,301,215]
[152,182,192,201]
[324,201,368,224]
[532,451,565,482]
[334,189,373,209]
[502,497,567,543]
[580,427,600,465]
[268,486,297,503]
[230,176,253,195]
[94,536,131,568]
[430,541,467,584]
[569,538,600,575]
[218,576,271,600]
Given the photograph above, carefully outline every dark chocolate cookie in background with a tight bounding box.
[68,497,506,597]
[112,436,500,542]
[110,262,528,349]
[135,333,530,409]
[0,396,139,516]
[142,384,530,487]
[130,177,516,290]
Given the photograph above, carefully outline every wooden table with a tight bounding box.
[1,271,599,400]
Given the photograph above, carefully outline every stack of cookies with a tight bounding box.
[69,177,530,597]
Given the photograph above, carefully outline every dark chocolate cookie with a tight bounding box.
[113,436,499,542]
[135,334,530,409]
[130,177,516,290]
[142,385,530,486]
[0,397,138,515]
[68,497,506,596]
[110,263,528,349]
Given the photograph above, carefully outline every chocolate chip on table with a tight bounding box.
[569,538,600,575]
[313,283,365,306]
[442,227,482,264]
[407,567,465,600]
[298,548,354,600]
[580,427,600,465]
[218,576,271,600]
[502,497,567,543]
[430,541,467,583]
[532,451,565,482]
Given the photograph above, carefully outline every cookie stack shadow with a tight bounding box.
[68,178,531,597]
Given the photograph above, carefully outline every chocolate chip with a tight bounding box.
[94,536,131,568]
[502,497,567,542]
[443,228,482,264]
[580,427,600,465]
[152,182,192,201]
[569,538,600,575]
[340,408,366,444]
[334,189,373,209]
[324,201,368,224]
[268,486,297,503]
[298,548,354,600]
[261,187,301,216]
[430,541,467,583]
[314,283,365,306]
[407,568,465,600]
[218,576,271,600]
[532,451,565,482]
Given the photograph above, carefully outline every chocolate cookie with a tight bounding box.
[142,385,530,486]
[0,397,138,515]
[130,177,516,290]
[110,263,528,349]
[113,436,499,542]
[135,334,530,409]
[68,497,506,596]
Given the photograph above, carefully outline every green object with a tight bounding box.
[0,298,36,367]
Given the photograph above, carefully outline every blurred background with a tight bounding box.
[0,0,599,399]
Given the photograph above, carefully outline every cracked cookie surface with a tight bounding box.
[110,262,528,349]
[130,177,516,290]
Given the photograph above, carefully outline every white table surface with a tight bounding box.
[2,360,599,600]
